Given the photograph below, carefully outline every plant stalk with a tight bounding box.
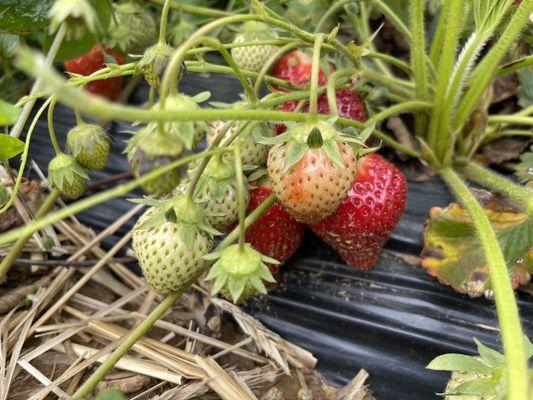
[440,167,528,400]
[309,34,324,119]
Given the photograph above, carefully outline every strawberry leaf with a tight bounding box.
[192,91,211,103]
[446,377,496,396]
[427,354,492,374]
[0,134,24,158]
[0,100,21,127]
[473,338,504,367]
[421,203,533,297]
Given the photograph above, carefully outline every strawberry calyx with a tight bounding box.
[153,93,208,150]
[48,153,89,200]
[259,119,367,172]
[66,123,110,171]
[48,0,98,40]
[237,21,277,41]
[204,243,277,303]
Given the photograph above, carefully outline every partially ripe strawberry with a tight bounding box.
[48,153,89,200]
[271,50,330,88]
[276,89,367,134]
[132,195,216,295]
[267,120,358,223]
[66,123,110,171]
[245,179,305,272]
[207,121,273,167]
[106,1,157,54]
[231,21,279,72]
[205,243,277,303]
[310,154,407,269]
[64,44,125,101]
[126,124,184,196]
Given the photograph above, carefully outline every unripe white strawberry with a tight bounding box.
[231,22,278,72]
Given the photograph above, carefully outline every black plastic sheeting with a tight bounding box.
[23,73,533,399]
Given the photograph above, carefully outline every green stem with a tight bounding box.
[148,0,232,17]
[369,100,432,124]
[309,34,324,119]
[453,0,533,133]
[359,68,414,99]
[458,161,533,215]
[371,0,412,41]
[358,2,392,77]
[0,189,60,282]
[158,0,171,43]
[233,146,246,251]
[495,55,533,77]
[47,97,62,155]
[326,69,357,115]
[253,41,300,96]
[487,115,533,126]
[410,0,429,137]
[426,0,463,150]
[74,108,84,125]
[0,148,229,247]
[0,97,53,215]
[440,168,528,400]
[428,0,451,65]
[72,193,276,399]
[315,0,354,33]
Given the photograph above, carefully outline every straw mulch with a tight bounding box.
[0,167,373,400]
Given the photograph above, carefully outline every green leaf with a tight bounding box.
[427,354,492,374]
[446,378,496,396]
[473,338,504,367]
[0,99,21,126]
[192,91,211,103]
[421,203,533,297]
[517,67,533,108]
[0,33,19,57]
[513,146,532,183]
[0,0,54,34]
[0,134,24,159]
[94,389,125,400]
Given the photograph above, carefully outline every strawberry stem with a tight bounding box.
[309,34,324,120]
[440,167,529,400]
[326,69,357,116]
[233,145,246,250]
[47,97,63,155]
[158,0,171,43]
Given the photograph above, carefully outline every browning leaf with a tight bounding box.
[421,203,533,297]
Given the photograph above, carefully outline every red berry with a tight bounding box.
[244,180,305,272]
[276,90,366,134]
[309,154,407,270]
[271,50,330,89]
[64,44,125,101]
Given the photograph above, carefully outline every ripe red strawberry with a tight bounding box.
[64,44,125,100]
[271,50,330,89]
[244,180,305,272]
[276,89,367,134]
[309,154,407,269]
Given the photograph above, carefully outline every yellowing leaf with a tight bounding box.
[421,203,533,297]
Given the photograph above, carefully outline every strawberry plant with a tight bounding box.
[0,0,532,398]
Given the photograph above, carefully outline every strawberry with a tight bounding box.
[182,155,250,231]
[271,50,330,88]
[132,194,217,295]
[244,179,305,272]
[64,44,125,101]
[309,154,407,269]
[136,42,175,90]
[48,153,89,200]
[207,120,272,167]
[126,124,184,196]
[66,123,110,171]
[231,21,278,73]
[205,243,277,303]
[267,120,359,223]
[106,1,157,54]
[276,89,367,134]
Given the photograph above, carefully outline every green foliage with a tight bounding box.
[94,389,125,400]
[0,0,54,34]
[0,134,24,158]
[0,100,21,127]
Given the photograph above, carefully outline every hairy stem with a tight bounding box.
[47,97,62,155]
[495,55,533,77]
[440,168,528,400]
[158,0,171,43]
[459,161,533,215]
[309,34,324,119]
[410,0,429,136]
[428,0,451,65]
[0,189,60,282]
[73,193,276,398]
[233,146,246,250]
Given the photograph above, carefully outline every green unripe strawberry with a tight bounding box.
[126,124,184,196]
[153,94,207,150]
[48,153,89,200]
[66,123,110,171]
[205,243,277,303]
[136,42,184,90]
[132,195,217,294]
[207,120,273,167]
[231,21,278,72]
[106,1,157,54]
[181,156,250,231]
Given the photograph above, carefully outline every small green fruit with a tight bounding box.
[48,153,89,200]
[136,42,183,90]
[231,22,278,73]
[66,123,110,171]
